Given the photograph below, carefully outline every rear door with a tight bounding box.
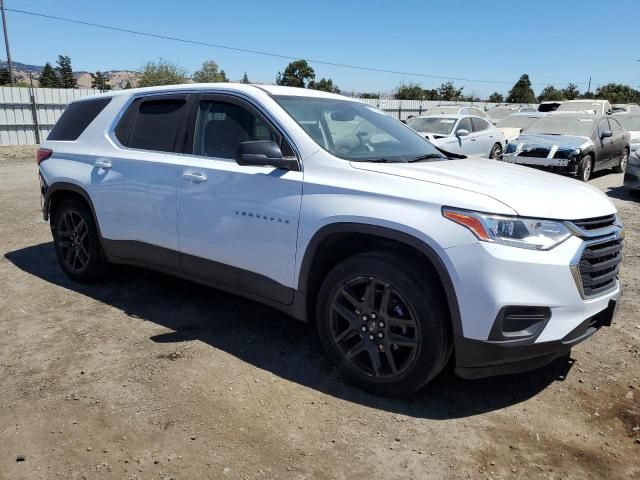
[176,93,303,303]
[91,94,191,269]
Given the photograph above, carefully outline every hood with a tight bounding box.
[351,158,615,220]
[510,133,592,150]
[420,132,449,141]
[498,127,522,141]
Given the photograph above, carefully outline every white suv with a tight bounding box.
[38,84,623,396]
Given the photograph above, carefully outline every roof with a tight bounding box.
[72,83,353,103]
[413,113,486,120]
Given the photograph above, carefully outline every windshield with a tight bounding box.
[274,96,446,162]
[556,102,602,113]
[615,115,640,131]
[487,107,517,120]
[523,116,595,136]
[407,117,456,134]
[538,103,561,112]
[496,115,541,129]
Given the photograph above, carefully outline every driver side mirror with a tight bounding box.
[235,141,299,171]
[456,129,470,137]
[600,130,613,139]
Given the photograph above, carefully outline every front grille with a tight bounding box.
[518,147,550,158]
[579,238,623,297]
[572,214,617,231]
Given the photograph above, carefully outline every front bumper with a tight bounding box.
[500,153,578,174]
[624,162,640,190]
[455,296,620,379]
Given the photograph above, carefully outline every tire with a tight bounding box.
[612,148,629,173]
[315,251,451,396]
[52,198,107,283]
[578,155,593,182]
[489,143,503,160]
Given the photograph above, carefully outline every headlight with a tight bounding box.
[443,208,571,250]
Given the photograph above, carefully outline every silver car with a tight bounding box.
[422,105,489,119]
[407,114,506,158]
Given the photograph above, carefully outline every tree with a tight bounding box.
[537,86,565,102]
[56,55,77,88]
[360,92,380,99]
[437,81,463,101]
[275,60,315,88]
[38,62,60,88]
[308,77,340,93]
[90,71,111,91]
[241,72,250,84]
[506,74,536,103]
[562,83,580,100]
[137,59,188,87]
[395,82,425,100]
[0,67,12,85]
[594,83,640,104]
[488,92,504,103]
[192,60,228,83]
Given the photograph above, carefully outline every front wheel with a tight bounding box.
[489,143,503,160]
[613,148,629,173]
[578,155,593,182]
[316,252,451,396]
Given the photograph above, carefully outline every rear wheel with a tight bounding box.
[52,199,107,282]
[578,155,593,182]
[316,252,451,396]
[613,148,629,173]
[489,143,502,160]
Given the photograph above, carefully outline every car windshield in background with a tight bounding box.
[274,96,446,162]
[425,107,459,115]
[556,102,601,113]
[488,108,516,120]
[495,115,541,129]
[616,115,640,131]
[523,116,595,136]
[408,117,456,134]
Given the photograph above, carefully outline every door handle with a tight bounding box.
[94,160,111,169]
[182,172,208,183]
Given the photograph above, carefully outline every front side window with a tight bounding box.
[607,118,621,132]
[193,100,276,159]
[274,96,445,162]
[471,117,490,132]
[597,119,610,137]
[456,117,473,133]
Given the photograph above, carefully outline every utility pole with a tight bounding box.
[0,0,13,86]
[587,77,591,94]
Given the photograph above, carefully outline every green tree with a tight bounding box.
[241,72,250,84]
[562,83,580,100]
[56,55,77,88]
[580,91,595,99]
[90,71,111,91]
[437,81,463,101]
[506,74,536,103]
[275,60,315,88]
[488,92,504,103]
[192,60,228,83]
[137,59,188,87]
[395,82,425,100]
[537,86,565,102]
[594,83,640,104]
[360,92,380,99]
[308,77,340,93]
[38,62,60,88]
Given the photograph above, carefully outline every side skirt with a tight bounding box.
[101,239,307,322]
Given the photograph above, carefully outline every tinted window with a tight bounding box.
[597,119,610,137]
[608,118,621,132]
[47,97,111,141]
[127,99,187,151]
[456,117,472,133]
[471,117,490,132]
[193,101,276,159]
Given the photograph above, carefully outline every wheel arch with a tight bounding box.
[44,182,102,237]
[297,223,462,337]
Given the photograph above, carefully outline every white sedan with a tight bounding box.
[407,114,506,159]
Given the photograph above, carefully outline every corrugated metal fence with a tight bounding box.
[0,86,500,146]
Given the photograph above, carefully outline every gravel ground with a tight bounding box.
[0,146,639,480]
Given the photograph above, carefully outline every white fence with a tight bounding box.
[0,86,500,146]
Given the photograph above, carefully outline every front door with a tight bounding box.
[176,94,303,304]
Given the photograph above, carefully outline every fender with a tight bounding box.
[297,222,463,336]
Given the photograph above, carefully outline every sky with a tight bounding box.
[4,0,640,97]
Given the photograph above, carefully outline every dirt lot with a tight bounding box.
[1,145,639,480]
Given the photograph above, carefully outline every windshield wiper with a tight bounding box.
[407,153,448,163]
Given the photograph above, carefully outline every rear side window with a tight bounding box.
[47,97,111,141]
[115,97,188,152]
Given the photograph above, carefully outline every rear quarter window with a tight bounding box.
[47,97,112,141]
